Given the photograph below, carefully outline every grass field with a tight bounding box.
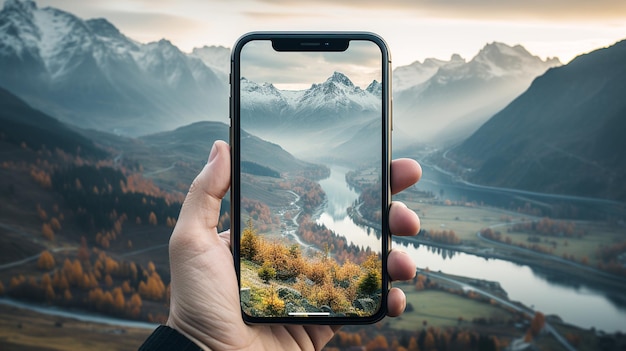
[399,198,526,244]
[502,221,625,266]
[388,283,516,331]
[398,188,626,274]
[0,304,152,351]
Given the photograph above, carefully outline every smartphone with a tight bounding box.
[231,32,391,324]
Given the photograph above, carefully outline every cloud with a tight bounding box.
[239,39,382,89]
[255,0,626,22]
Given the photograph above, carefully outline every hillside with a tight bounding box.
[393,42,560,146]
[450,39,626,201]
[0,87,107,159]
[0,0,227,136]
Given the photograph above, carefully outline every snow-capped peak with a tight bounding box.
[326,71,354,87]
[3,0,36,14]
[366,80,381,96]
[393,54,467,91]
[240,72,380,123]
[472,41,562,77]
[190,45,230,74]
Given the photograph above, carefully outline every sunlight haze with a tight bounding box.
[36,0,626,67]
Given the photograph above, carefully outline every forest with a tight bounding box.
[240,219,383,317]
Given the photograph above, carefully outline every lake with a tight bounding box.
[315,164,626,333]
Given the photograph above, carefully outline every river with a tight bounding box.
[315,164,626,333]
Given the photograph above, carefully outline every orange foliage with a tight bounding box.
[148,212,157,226]
[241,198,278,231]
[366,335,389,350]
[529,311,545,337]
[77,236,90,262]
[139,272,166,301]
[129,293,142,317]
[50,217,61,231]
[36,205,48,221]
[30,168,52,188]
[423,229,461,245]
[41,223,54,241]
[37,250,55,270]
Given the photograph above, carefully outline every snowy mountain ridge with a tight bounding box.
[0,0,227,135]
[392,41,561,146]
[241,71,380,123]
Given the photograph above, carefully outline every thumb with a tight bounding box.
[172,140,231,250]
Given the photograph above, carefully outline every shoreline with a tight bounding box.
[394,235,626,298]
[0,297,158,330]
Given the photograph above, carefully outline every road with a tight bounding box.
[0,223,77,270]
[438,149,622,206]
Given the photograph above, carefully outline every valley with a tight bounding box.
[1,1,626,348]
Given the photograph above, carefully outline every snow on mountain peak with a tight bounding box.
[366,80,381,96]
[241,72,380,121]
[393,54,467,91]
[190,45,230,73]
[86,18,122,39]
[326,71,354,87]
[473,42,561,77]
[3,0,36,14]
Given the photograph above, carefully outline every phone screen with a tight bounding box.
[231,33,390,323]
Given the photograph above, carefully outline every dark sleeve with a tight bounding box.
[139,325,203,351]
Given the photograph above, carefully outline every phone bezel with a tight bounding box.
[230,31,392,325]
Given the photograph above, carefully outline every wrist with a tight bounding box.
[139,325,206,351]
[164,319,213,351]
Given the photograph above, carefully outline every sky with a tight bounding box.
[36,0,626,67]
[240,39,382,90]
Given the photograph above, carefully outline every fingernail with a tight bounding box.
[208,141,219,163]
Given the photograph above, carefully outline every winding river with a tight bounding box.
[315,164,626,333]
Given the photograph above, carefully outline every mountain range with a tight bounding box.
[393,43,561,147]
[0,0,562,143]
[450,39,626,201]
[240,71,381,160]
[3,0,623,201]
[0,0,228,136]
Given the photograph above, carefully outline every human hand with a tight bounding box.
[166,140,421,351]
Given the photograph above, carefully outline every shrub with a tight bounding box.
[357,269,381,296]
[258,262,276,283]
[262,286,285,316]
[240,219,259,261]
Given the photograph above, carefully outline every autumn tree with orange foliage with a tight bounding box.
[41,223,54,241]
[423,229,461,245]
[139,271,166,301]
[148,211,158,226]
[37,250,55,270]
[366,334,389,350]
[129,293,142,317]
[30,168,51,188]
[527,311,545,341]
[77,236,90,262]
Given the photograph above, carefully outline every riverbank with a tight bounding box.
[0,303,152,351]
[395,234,626,299]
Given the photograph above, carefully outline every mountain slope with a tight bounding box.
[450,39,626,201]
[139,121,314,175]
[240,72,381,161]
[0,0,227,136]
[0,87,106,159]
[393,42,560,146]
